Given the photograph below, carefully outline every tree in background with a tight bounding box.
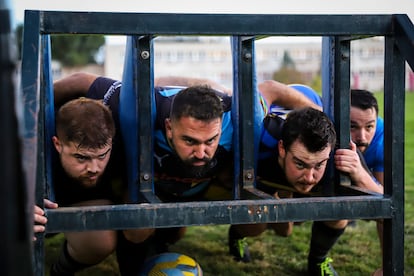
[272,51,306,84]
[16,24,105,66]
[310,68,322,95]
[51,35,105,66]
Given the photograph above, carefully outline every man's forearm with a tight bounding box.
[54,72,98,107]
[258,80,321,111]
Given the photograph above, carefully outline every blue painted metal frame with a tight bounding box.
[231,36,258,198]
[382,34,406,275]
[20,10,414,275]
[120,36,157,203]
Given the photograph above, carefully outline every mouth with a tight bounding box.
[356,142,369,148]
[189,157,210,167]
[83,174,98,182]
[192,160,207,166]
[297,182,316,191]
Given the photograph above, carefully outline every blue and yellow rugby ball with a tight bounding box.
[138,252,203,276]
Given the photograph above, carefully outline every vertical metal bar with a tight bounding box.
[21,9,43,276]
[0,3,34,276]
[20,11,41,199]
[231,36,257,198]
[32,34,53,276]
[333,37,352,189]
[321,36,351,194]
[120,36,140,202]
[121,35,158,203]
[137,35,158,202]
[321,36,337,195]
[240,37,256,190]
[321,37,335,119]
[383,35,405,276]
[42,34,55,202]
[231,36,242,199]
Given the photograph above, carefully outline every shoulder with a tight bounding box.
[215,90,232,112]
[155,86,185,98]
[154,86,184,113]
[258,113,285,154]
[375,117,384,134]
[371,117,384,150]
[87,77,121,100]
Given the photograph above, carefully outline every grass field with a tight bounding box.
[44,92,414,276]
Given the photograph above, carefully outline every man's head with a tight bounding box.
[52,98,115,187]
[278,107,336,194]
[165,85,224,172]
[350,89,379,153]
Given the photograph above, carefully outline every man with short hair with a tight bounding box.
[229,105,346,276]
[349,89,384,188]
[334,89,384,195]
[43,98,119,276]
[229,85,382,276]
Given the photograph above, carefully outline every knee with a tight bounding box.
[324,219,348,229]
[66,230,117,263]
[96,231,118,256]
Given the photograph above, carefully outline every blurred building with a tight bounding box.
[104,35,414,92]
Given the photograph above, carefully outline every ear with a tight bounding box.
[52,136,62,153]
[278,140,286,158]
[165,118,172,139]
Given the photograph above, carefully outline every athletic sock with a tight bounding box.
[116,231,151,276]
[229,225,244,239]
[308,221,345,262]
[50,240,91,276]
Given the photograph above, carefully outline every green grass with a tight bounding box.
[44,92,414,276]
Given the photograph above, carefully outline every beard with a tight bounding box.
[168,138,219,177]
[181,157,218,178]
[355,142,370,153]
[355,142,369,148]
[77,173,100,187]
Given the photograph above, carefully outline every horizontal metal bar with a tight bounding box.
[31,10,395,36]
[45,196,391,233]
